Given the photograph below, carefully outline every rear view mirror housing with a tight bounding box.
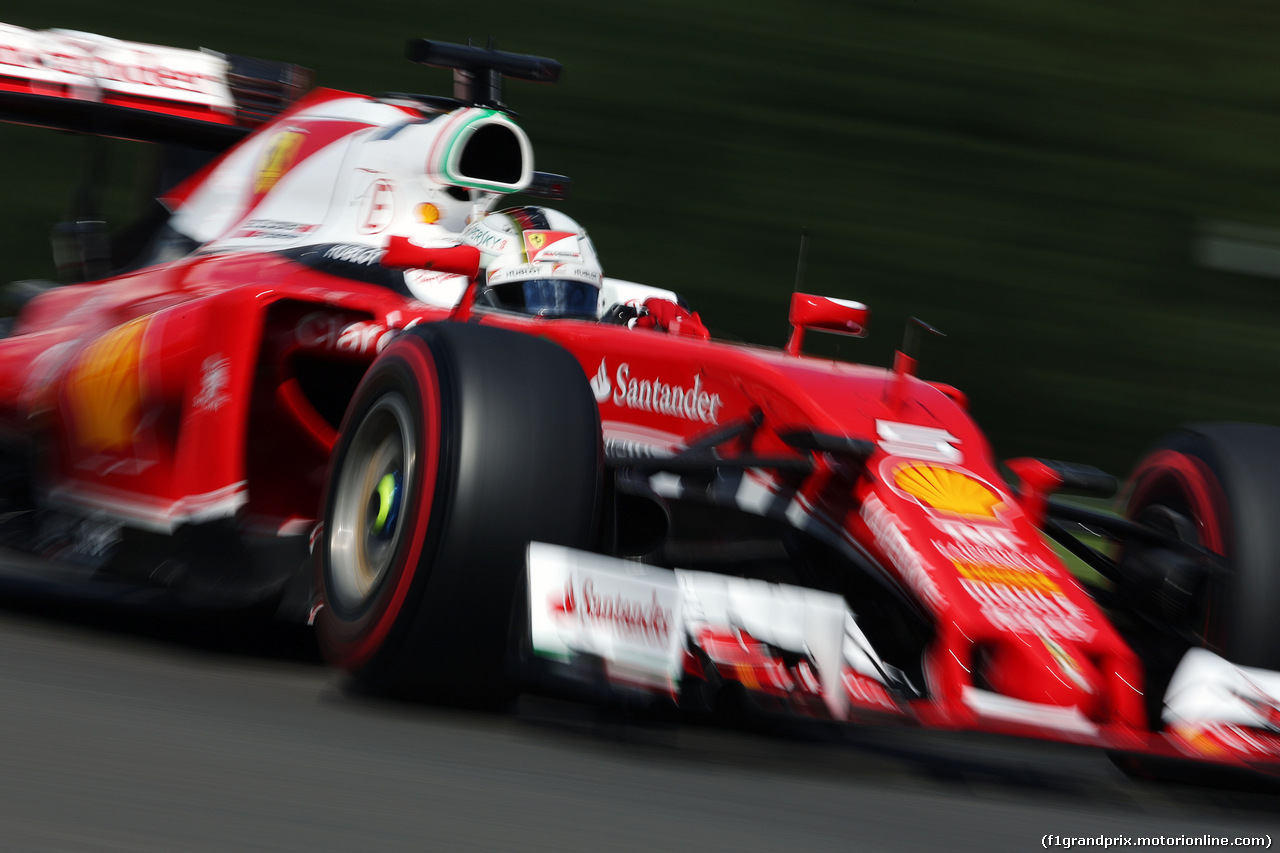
[784,292,869,356]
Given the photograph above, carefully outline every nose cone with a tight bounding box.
[980,635,1104,719]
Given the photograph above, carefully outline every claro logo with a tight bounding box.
[591,359,722,424]
[295,312,397,355]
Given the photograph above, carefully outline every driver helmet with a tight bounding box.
[461,206,602,319]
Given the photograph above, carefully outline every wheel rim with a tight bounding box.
[328,392,417,614]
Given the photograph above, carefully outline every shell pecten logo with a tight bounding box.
[892,462,1004,519]
[66,317,148,453]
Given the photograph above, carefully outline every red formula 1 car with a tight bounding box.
[0,25,1278,778]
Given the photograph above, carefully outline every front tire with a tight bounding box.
[1124,423,1280,669]
[316,322,601,703]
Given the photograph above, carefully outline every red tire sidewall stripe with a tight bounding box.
[1128,448,1226,555]
[326,335,443,671]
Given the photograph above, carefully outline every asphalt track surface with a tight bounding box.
[0,552,1276,852]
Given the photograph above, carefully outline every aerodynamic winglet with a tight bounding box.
[405,39,561,108]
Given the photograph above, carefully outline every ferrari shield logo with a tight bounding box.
[253,130,305,194]
[523,230,577,262]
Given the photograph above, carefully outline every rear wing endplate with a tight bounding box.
[0,23,311,149]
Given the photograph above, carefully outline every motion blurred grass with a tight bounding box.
[1,1,1276,474]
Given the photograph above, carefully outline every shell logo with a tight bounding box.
[65,317,148,453]
[892,462,1004,519]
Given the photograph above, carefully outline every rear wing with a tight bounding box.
[0,23,311,150]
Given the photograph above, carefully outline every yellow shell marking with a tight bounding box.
[894,463,1002,518]
[953,562,1060,593]
[65,317,148,453]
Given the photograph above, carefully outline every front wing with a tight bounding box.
[524,543,1280,776]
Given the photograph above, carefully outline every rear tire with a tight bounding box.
[316,322,601,704]
[1124,423,1280,669]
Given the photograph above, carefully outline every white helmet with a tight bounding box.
[460,206,602,319]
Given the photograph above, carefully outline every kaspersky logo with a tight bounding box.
[589,359,722,424]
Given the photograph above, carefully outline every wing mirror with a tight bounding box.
[784,292,869,356]
[380,236,481,277]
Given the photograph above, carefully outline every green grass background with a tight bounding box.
[2,2,1276,475]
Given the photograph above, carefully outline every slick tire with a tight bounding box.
[316,322,602,704]
[1123,422,1280,669]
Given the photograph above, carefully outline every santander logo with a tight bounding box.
[590,359,611,403]
[588,359,722,424]
[550,577,672,645]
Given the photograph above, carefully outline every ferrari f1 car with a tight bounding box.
[0,24,1278,778]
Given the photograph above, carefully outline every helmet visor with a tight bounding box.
[489,278,599,319]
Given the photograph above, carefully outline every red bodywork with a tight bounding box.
[0,44,1273,774]
[0,244,1148,748]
